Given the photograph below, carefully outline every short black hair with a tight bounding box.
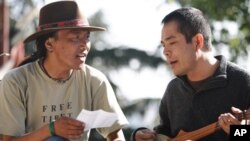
[162,7,212,50]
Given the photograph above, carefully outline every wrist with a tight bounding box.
[49,120,56,136]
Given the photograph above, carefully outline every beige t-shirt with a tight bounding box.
[0,60,128,141]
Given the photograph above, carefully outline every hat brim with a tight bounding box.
[24,26,106,43]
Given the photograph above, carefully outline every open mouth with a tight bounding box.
[77,53,87,58]
[170,60,178,65]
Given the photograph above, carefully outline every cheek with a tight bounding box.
[86,43,91,52]
[177,49,193,66]
[57,48,75,59]
[182,53,196,69]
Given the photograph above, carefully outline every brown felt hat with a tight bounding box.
[24,0,106,43]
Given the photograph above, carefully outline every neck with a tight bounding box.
[40,59,73,82]
[187,54,219,81]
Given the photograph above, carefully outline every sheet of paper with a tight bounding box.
[76,109,118,131]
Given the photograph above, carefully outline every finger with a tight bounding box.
[218,113,233,127]
[64,124,84,135]
[65,129,83,138]
[221,114,230,123]
[218,114,227,125]
[66,124,85,130]
[231,107,242,114]
[218,115,230,134]
[59,118,84,134]
[137,130,156,139]
[223,113,241,125]
[65,118,85,128]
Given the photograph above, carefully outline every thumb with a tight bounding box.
[231,107,242,114]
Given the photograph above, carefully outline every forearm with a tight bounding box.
[3,124,51,141]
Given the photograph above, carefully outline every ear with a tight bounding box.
[45,38,54,52]
[193,33,204,50]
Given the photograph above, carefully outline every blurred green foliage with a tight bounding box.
[175,0,250,62]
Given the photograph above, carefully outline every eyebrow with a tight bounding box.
[161,35,176,44]
[164,35,176,41]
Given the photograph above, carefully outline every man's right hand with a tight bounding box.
[135,129,157,141]
[54,116,85,140]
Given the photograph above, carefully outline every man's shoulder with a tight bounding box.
[82,64,105,75]
[3,62,36,78]
[167,77,183,88]
[226,62,250,82]
[227,61,250,75]
[80,64,108,81]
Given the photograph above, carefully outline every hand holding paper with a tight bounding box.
[76,109,118,131]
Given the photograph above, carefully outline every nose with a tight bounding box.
[163,46,170,58]
[79,45,87,51]
[79,42,90,52]
[79,40,88,46]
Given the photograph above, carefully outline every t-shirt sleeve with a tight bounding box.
[0,73,27,136]
[89,69,129,138]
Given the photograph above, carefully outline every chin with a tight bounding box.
[76,63,85,69]
[173,70,184,76]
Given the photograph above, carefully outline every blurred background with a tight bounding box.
[1,0,250,140]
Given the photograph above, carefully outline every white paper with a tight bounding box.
[76,109,118,131]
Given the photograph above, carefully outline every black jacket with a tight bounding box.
[132,55,250,141]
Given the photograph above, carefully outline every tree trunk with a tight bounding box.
[0,0,9,66]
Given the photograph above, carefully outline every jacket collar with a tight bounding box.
[178,55,227,92]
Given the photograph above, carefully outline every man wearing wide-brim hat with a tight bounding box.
[0,1,128,141]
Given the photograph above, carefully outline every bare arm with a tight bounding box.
[107,129,126,141]
[3,116,84,141]
[3,124,51,141]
